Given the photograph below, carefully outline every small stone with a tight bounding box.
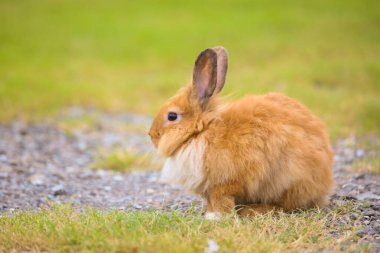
[356,229,366,237]
[72,193,82,199]
[67,106,84,118]
[104,186,111,191]
[96,170,108,177]
[81,171,96,179]
[342,183,355,189]
[204,239,220,253]
[0,172,8,178]
[363,209,377,217]
[103,133,120,147]
[146,188,155,194]
[18,127,28,136]
[113,175,123,181]
[148,175,158,183]
[76,157,89,166]
[356,192,380,201]
[133,204,142,209]
[28,174,46,186]
[373,222,380,231]
[77,142,87,151]
[370,204,380,211]
[355,149,365,158]
[366,228,377,235]
[349,214,358,220]
[0,154,7,162]
[52,185,66,196]
[348,190,360,198]
[46,194,55,200]
[353,173,365,180]
[0,164,12,173]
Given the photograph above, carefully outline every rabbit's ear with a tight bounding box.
[192,48,218,108]
[212,46,228,94]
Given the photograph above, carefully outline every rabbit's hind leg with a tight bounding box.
[236,204,280,217]
[279,181,330,211]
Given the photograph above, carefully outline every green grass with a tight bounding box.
[0,203,368,253]
[344,136,380,174]
[351,156,380,174]
[57,114,99,136]
[92,148,161,172]
[0,0,380,138]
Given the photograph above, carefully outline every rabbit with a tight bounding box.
[149,46,333,219]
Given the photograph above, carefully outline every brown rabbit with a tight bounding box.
[149,47,333,219]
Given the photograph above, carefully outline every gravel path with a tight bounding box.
[0,108,379,251]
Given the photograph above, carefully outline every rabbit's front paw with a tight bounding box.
[205,212,221,220]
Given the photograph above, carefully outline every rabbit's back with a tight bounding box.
[205,92,333,209]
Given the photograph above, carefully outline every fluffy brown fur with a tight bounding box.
[149,47,333,217]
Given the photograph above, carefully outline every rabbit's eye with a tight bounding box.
[167,112,178,121]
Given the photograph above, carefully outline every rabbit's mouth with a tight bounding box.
[156,128,194,157]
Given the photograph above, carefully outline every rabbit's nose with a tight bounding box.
[148,128,155,137]
[148,132,159,148]
[148,129,160,143]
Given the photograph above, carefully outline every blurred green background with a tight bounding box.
[1,0,379,138]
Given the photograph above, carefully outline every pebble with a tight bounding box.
[0,154,7,162]
[355,149,365,158]
[0,172,8,178]
[362,209,378,217]
[353,173,365,180]
[113,175,124,181]
[96,170,108,177]
[146,188,155,194]
[205,239,220,253]
[52,185,66,196]
[28,174,46,186]
[374,222,380,231]
[77,142,87,151]
[356,192,380,201]
[66,106,84,118]
[357,229,368,237]
[349,214,358,220]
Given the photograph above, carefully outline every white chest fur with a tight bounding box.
[160,137,206,192]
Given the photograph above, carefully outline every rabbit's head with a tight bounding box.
[149,47,228,157]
